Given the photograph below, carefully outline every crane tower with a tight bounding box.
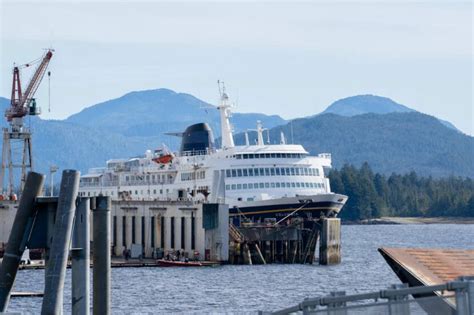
[0,49,53,198]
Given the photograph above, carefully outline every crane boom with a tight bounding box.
[6,49,53,122]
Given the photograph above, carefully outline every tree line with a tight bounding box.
[329,163,474,220]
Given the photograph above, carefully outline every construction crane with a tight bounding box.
[0,49,54,199]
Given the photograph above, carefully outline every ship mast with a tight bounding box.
[217,81,234,149]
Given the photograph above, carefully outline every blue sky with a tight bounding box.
[0,1,472,134]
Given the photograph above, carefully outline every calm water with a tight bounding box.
[8,224,474,314]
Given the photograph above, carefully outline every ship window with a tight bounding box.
[153,189,156,194]
[249,154,254,159]
[281,182,286,188]
[304,183,309,188]
[126,176,129,181]
[248,168,254,176]
[263,168,269,176]
[237,184,242,189]
[303,168,308,176]
[243,154,248,159]
[259,183,264,188]
[231,169,237,177]
[296,182,301,188]
[276,153,281,158]
[295,168,300,175]
[271,182,275,188]
[275,168,281,176]
[231,184,236,190]
[265,182,270,188]
[270,168,275,176]
[321,183,325,188]
[259,168,265,176]
[316,169,320,176]
[237,169,243,177]
[271,153,276,158]
[236,155,242,159]
[253,168,259,176]
[291,182,296,188]
[226,169,231,177]
[243,169,248,177]
[290,168,295,175]
[135,190,138,195]
[276,182,280,188]
[265,153,271,158]
[243,183,248,189]
[160,189,163,194]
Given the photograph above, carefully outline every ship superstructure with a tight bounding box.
[79,84,347,219]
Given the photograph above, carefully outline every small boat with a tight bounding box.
[157,259,203,267]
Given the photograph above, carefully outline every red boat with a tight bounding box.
[152,154,173,164]
[157,259,203,267]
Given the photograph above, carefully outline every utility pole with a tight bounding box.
[49,165,58,196]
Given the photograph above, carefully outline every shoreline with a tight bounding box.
[343,216,474,225]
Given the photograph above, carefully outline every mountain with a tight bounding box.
[66,88,285,141]
[321,95,459,131]
[234,112,474,178]
[322,95,413,116]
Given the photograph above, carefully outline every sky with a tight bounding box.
[0,1,472,135]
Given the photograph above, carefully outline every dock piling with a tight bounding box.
[93,196,111,315]
[41,170,80,315]
[319,218,341,265]
[0,172,44,312]
[72,197,90,315]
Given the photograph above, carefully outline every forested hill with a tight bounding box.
[234,112,474,178]
[330,163,474,220]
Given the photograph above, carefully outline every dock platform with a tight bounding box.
[379,247,474,314]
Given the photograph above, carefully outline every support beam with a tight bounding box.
[319,218,341,265]
[0,172,44,312]
[41,170,80,315]
[93,196,111,315]
[72,197,90,315]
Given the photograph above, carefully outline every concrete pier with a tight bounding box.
[319,218,341,265]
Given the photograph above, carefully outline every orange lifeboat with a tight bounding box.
[153,154,173,164]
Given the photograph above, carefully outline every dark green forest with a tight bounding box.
[329,163,474,220]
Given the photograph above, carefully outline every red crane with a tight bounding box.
[1,49,54,197]
[6,49,53,125]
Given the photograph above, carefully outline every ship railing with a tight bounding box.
[263,277,474,315]
[179,149,210,157]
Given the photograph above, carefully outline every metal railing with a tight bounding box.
[263,277,474,315]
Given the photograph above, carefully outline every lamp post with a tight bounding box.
[49,165,58,197]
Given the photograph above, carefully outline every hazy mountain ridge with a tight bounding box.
[322,94,459,131]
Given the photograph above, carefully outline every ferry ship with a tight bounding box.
[79,84,347,220]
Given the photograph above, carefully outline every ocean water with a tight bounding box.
[8,224,474,314]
